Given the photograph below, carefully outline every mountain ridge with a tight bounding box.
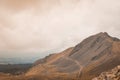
[24,32,120,80]
[0,32,120,80]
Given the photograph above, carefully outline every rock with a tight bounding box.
[92,65,120,80]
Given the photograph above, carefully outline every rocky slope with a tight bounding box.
[92,65,120,80]
[25,32,120,80]
[1,32,120,80]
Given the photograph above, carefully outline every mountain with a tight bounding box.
[92,65,120,80]
[0,32,120,80]
[0,64,32,75]
[0,57,35,64]
[0,58,23,64]
[24,32,120,80]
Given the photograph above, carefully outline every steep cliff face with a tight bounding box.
[92,65,120,80]
[25,32,120,80]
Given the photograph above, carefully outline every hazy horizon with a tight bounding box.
[0,0,120,63]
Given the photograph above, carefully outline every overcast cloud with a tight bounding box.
[0,0,120,62]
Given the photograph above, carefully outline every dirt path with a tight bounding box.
[63,56,83,79]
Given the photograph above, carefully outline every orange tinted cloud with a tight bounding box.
[0,0,80,12]
[0,0,39,11]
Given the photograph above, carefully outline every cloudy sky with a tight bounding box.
[0,0,120,63]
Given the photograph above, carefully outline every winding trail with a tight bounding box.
[63,56,83,79]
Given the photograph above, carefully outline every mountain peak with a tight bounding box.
[93,32,111,39]
[69,32,120,56]
[96,32,109,37]
[94,32,120,42]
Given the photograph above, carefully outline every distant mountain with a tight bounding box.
[0,57,35,64]
[25,32,120,80]
[0,58,23,64]
[0,64,32,75]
